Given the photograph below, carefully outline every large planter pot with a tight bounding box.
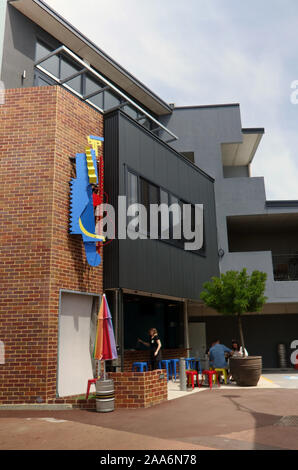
[229,356,262,386]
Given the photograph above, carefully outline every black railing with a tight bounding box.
[272,254,298,281]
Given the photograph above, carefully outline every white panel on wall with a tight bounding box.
[188,322,206,359]
[58,292,94,397]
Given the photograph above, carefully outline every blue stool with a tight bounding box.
[132,361,148,372]
[185,357,196,370]
[161,360,172,381]
[195,358,202,375]
[170,359,180,381]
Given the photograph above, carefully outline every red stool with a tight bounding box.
[186,370,200,389]
[86,378,97,400]
[201,370,220,389]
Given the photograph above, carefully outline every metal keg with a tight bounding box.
[277,344,288,368]
[96,379,115,412]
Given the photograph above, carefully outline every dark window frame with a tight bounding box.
[125,167,206,256]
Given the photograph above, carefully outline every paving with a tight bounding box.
[167,374,280,401]
[1,378,298,450]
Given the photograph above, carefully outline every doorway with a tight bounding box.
[188,322,206,358]
[57,292,99,397]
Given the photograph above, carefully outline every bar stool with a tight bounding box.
[186,370,200,390]
[195,358,202,375]
[132,361,148,372]
[170,359,180,381]
[214,368,228,384]
[201,369,220,389]
[185,357,196,370]
[161,360,172,381]
[86,378,97,400]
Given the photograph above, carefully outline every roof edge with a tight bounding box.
[105,108,215,183]
[9,0,172,114]
[266,200,298,208]
[173,103,240,110]
[242,127,265,134]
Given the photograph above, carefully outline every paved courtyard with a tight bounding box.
[1,372,298,450]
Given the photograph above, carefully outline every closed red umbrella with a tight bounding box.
[94,294,117,379]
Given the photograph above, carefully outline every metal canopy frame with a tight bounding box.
[35,45,178,142]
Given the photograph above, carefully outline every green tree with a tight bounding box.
[200,269,267,357]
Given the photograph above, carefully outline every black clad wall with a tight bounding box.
[104,111,219,301]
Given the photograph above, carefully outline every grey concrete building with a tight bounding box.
[162,105,298,367]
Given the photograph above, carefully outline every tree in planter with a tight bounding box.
[200,269,267,357]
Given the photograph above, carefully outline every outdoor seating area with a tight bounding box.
[131,357,226,391]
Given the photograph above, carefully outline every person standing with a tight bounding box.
[138,328,162,370]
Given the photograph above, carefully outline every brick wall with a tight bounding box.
[109,371,168,408]
[124,348,188,372]
[43,369,168,410]
[0,86,104,404]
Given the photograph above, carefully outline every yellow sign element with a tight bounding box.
[87,136,102,158]
[85,147,98,184]
[79,217,106,242]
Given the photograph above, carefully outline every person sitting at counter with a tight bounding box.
[138,328,162,370]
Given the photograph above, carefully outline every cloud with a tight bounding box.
[251,129,298,200]
[46,0,298,200]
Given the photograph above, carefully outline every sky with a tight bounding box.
[47,0,298,200]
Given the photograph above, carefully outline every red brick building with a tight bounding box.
[0,86,104,404]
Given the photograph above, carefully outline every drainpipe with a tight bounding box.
[118,288,124,372]
[183,299,190,358]
[114,289,119,347]
[108,288,124,372]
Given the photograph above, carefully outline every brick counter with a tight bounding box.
[109,370,167,409]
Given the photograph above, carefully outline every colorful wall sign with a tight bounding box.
[69,136,105,267]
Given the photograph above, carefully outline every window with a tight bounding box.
[34,41,178,142]
[127,171,138,206]
[169,194,182,245]
[85,74,104,108]
[140,177,160,234]
[38,55,59,78]
[123,104,138,120]
[60,56,82,94]
[35,40,52,61]
[126,169,205,254]
[103,90,121,110]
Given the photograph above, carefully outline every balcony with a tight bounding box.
[226,213,298,288]
[273,254,298,281]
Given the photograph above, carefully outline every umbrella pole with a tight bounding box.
[103,360,106,381]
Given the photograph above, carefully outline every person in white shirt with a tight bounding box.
[231,339,248,357]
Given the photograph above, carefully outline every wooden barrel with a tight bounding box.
[229,356,262,386]
[96,379,115,412]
